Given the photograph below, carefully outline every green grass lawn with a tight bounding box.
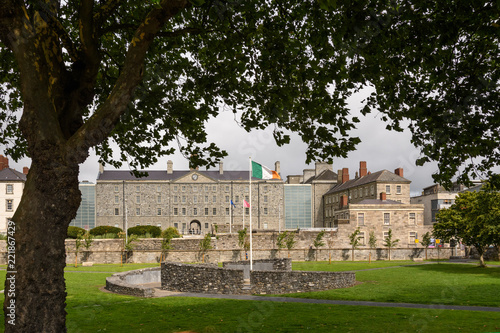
[288,262,500,307]
[1,262,499,332]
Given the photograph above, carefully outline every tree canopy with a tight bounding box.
[0,1,499,332]
[434,185,500,267]
[1,1,499,183]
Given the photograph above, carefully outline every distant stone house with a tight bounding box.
[323,162,430,248]
[96,161,284,234]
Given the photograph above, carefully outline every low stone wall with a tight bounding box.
[251,270,355,294]
[161,260,355,295]
[161,262,244,294]
[223,258,291,279]
[105,267,161,297]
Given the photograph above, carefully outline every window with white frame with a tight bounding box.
[396,185,402,194]
[182,207,186,215]
[205,196,208,203]
[226,208,230,215]
[157,195,161,204]
[212,186,217,192]
[136,208,141,216]
[193,208,198,215]
[174,196,178,203]
[194,196,198,203]
[157,208,162,216]
[182,196,186,203]
[225,186,230,192]
[6,199,13,211]
[264,195,268,203]
[409,212,416,224]
[409,232,417,244]
[115,195,119,204]
[114,185,119,192]
[359,231,366,245]
[384,212,390,225]
[205,207,209,215]
[213,195,217,203]
[383,231,389,240]
[114,208,119,215]
[245,207,249,215]
[213,208,217,215]
[136,195,141,204]
[385,185,391,194]
[193,185,198,192]
[173,207,178,215]
[225,195,229,203]
[182,186,186,192]
[157,185,161,192]
[173,185,178,192]
[136,185,141,192]
[357,213,365,226]
[264,207,268,215]
[6,184,13,194]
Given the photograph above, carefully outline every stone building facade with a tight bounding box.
[96,161,284,233]
[322,161,430,248]
[286,162,338,227]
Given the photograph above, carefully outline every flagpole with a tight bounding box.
[249,157,253,271]
[229,199,232,234]
[242,199,245,229]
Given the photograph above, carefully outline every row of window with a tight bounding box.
[326,184,403,204]
[113,206,270,216]
[113,184,273,193]
[356,231,418,245]
[356,212,416,225]
[113,194,269,205]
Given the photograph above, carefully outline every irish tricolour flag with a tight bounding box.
[251,161,281,180]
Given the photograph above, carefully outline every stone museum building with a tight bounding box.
[0,155,28,233]
[322,162,430,248]
[96,161,284,234]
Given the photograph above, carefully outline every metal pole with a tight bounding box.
[249,157,253,271]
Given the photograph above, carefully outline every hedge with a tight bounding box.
[67,226,86,239]
[162,227,182,239]
[127,225,161,238]
[89,226,123,237]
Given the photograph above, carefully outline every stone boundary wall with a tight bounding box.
[160,261,355,295]
[223,258,291,279]
[0,238,462,265]
[251,270,355,294]
[105,267,161,297]
[161,262,244,294]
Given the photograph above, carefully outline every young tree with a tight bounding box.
[1,1,498,331]
[199,233,213,263]
[73,231,84,268]
[160,227,180,263]
[421,232,432,260]
[285,231,296,259]
[276,231,288,259]
[82,231,94,262]
[313,230,325,261]
[368,231,377,264]
[383,229,400,261]
[433,187,500,267]
[237,228,248,260]
[327,231,335,264]
[348,228,362,261]
[123,234,138,263]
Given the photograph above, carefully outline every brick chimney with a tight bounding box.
[167,160,173,174]
[219,162,223,175]
[23,167,29,175]
[0,155,8,170]
[342,168,349,184]
[380,192,387,201]
[340,195,348,208]
[395,168,404,177]
[359,161,367,177]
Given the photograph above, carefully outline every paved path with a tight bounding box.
[156,289,500,312]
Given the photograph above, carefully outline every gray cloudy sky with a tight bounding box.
[5,92,441,197]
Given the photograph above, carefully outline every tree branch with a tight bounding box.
[94,0,122,27]
[66,0,191,164]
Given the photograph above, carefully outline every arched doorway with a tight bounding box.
[189,220,202,235]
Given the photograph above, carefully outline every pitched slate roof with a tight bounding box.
[303,169,338,184]
[0,168,27,182]
[325,169,410,195]
[98,170,282,182]
[353,199,404,205]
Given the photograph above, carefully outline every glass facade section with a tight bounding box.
[70,182,96,230]
[284,185,312,229]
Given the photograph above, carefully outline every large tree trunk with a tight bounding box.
[3,159,80,332]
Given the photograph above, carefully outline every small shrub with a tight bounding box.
[89,226,123,237]
[161,227,182,239]
[127,225,161,238]
[67,226,86,239]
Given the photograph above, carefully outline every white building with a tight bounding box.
[0,155,28,233]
